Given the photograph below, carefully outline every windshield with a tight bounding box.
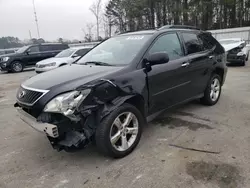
[55,48,75,58]
[219,40,241,45]
[77,34,151,66]
[16,46,30,53]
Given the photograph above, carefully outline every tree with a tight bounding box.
[90,0,102,40]
[82,23,95,42]
[0,36,23,49]
[37,38,45,44]
[58,38,64,43]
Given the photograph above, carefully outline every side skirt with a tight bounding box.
[146,94,204,123]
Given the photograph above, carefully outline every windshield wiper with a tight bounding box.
[84,61,112,66]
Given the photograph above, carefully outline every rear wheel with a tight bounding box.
[95,103,143,158]
[11,61,24,73]
[241,61,246,66]
[201,74,222,106]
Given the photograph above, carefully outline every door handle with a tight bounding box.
[209,55,215,59]
[181,62,190,67]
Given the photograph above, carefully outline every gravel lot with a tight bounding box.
[1,64,250,188]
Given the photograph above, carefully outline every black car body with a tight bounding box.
[15,25,227,158]
[0,43,69,72]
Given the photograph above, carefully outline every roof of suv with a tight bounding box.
[119,25,202,36]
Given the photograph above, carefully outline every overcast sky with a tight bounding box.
[0,0,108,41]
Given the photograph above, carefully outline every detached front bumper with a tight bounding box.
[16,107,59,138]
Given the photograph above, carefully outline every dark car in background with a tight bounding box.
[15,25,227,158]
[0,43,69,73]
[0,48,17,56]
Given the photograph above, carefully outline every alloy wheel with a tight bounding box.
[110,112,139,152]
[210,78,221,102]
[12,62,22,72]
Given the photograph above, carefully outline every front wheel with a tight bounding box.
[95,103,143,158]
[11,61,24,73]
[201,74,222,106]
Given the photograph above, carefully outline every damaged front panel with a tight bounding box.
[49,69,148,151]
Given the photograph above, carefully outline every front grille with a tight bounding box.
[16,86,47,105]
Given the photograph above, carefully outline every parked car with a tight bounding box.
[219,38,249,66]
[0,43,69,73]
[0,48,17,56]
[15,25,227,158]
[35,46,92,73]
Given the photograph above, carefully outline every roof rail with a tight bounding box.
[158,25,201,31]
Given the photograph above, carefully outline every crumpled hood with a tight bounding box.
[222,42,244,52]
[22,64,124,91]
[36,57,73,65]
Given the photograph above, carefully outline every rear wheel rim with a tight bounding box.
[210,78,221,102]
[110,112,139,152]
[13,62,22,72]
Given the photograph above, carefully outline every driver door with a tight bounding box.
[23,46,41,65]
[146,32,192,114]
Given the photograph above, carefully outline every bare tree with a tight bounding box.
[82,23,95,42]
[89,0,102,40]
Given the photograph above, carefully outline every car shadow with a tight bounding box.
[0,68,34,74]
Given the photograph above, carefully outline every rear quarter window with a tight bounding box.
[198,32,225,55]
[42,44,69,51]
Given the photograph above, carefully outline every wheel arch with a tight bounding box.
[213,67,224,85]
[124,95,146,119]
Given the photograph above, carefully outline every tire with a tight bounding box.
[201,74,222,106]
[10,61,24,73]
[241,61,246,66]
[95,103,143,158]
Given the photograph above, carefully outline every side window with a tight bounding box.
[74,49,90,56]
[149,33,183,61]
[40,45,51,52]
[51,44,68,51]
[182,32,203,55]
[28,46,39,53]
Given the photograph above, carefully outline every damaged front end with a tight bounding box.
[15,79,136,152]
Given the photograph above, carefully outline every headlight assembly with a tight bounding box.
[45,62,56,67]
[237,51,245,56]
[2,57,9,62]
[43,89,91,115]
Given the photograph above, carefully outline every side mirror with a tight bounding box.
[72,54,79,58]
[146,52,169,66]
[26,49,31,55]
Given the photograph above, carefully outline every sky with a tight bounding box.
[0,0,108,41]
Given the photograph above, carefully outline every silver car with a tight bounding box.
[35,46,91,73]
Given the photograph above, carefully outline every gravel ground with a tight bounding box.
[0,64,250,188]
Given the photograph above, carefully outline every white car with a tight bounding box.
[219,38,249,66]
[35,46,92,73]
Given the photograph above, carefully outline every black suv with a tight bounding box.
[0,43,69,73]
[15,25,227,158]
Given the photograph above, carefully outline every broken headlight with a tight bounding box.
[43,90,91,115]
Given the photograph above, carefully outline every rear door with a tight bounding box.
[180,32,214,97]
[147,32,193,114]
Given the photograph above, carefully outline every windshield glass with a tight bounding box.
[16,46,30,53]
[56,48,75,58]
[77,34,151,66]
[219,40,241,45]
